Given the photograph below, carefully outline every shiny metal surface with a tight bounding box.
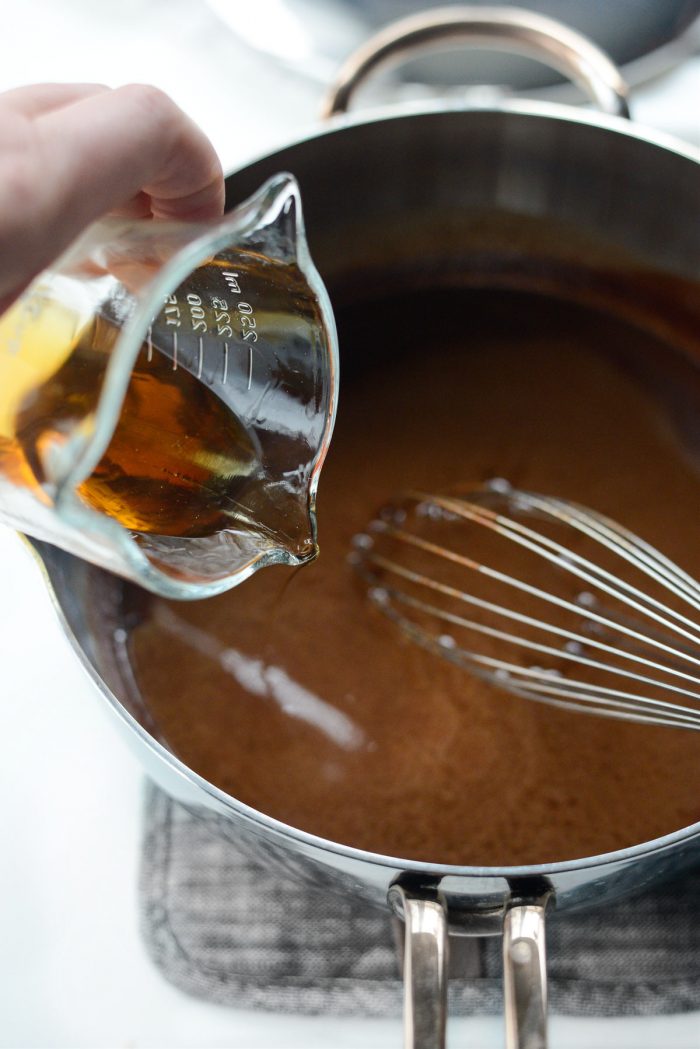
[503,900,549,1049]
[321,5,630,118]
[24,7,700,1046]
[390,884,449,1049]
[353,483,700,730]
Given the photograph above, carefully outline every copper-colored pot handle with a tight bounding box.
[321,5,630,119]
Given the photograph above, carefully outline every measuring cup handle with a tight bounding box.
[321,5,630,119]
[503,899,549,1049]
[389,883,449,1049]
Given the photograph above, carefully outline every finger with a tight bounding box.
[107,190,155,220]
[0,84,224,308]
[0,86,199,222]
[38,83,225,224]
[1,82,109,117]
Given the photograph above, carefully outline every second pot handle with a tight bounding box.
[503,899,549,1049]
[321,5,630,119]
[390,882,551,1049]
[390,883,449,1049]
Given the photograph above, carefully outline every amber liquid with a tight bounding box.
[0,300,261,537]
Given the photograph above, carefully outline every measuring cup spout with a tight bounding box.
[235,478,319,567]
[282,500,319,564]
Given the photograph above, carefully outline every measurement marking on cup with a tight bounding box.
[247,345,253,390]
[147,325,153,363]
[223,342,229,384]
[197,337,203,379]
[172,331,178,371]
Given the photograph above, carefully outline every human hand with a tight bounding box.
[0,83,224,313]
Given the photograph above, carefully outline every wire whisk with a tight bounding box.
[350,479,700,731]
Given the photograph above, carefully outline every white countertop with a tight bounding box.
[1,2,699,1045]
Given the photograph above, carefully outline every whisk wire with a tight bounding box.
[376,585,700,730]
[356,483,700,732]
[546,497,700,597]
[376,526,700,681]
[373,565,700,705]
[521,494,700,619]
[412,492,700,648]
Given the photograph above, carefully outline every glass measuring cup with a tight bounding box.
[0,174,338,598]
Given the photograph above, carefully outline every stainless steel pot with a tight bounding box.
[27,7,700,1049]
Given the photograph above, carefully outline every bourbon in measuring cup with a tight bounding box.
[0,174,338,597]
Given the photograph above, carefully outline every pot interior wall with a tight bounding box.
[226,107,700,291]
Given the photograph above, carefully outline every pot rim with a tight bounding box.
[234,93,700,178]
[33,93,700,882]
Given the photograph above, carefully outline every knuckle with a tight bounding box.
[0,120,40,219]
[118,83,179,127]
[0,128,45,274]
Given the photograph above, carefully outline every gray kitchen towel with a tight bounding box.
[141,782,700,1017]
